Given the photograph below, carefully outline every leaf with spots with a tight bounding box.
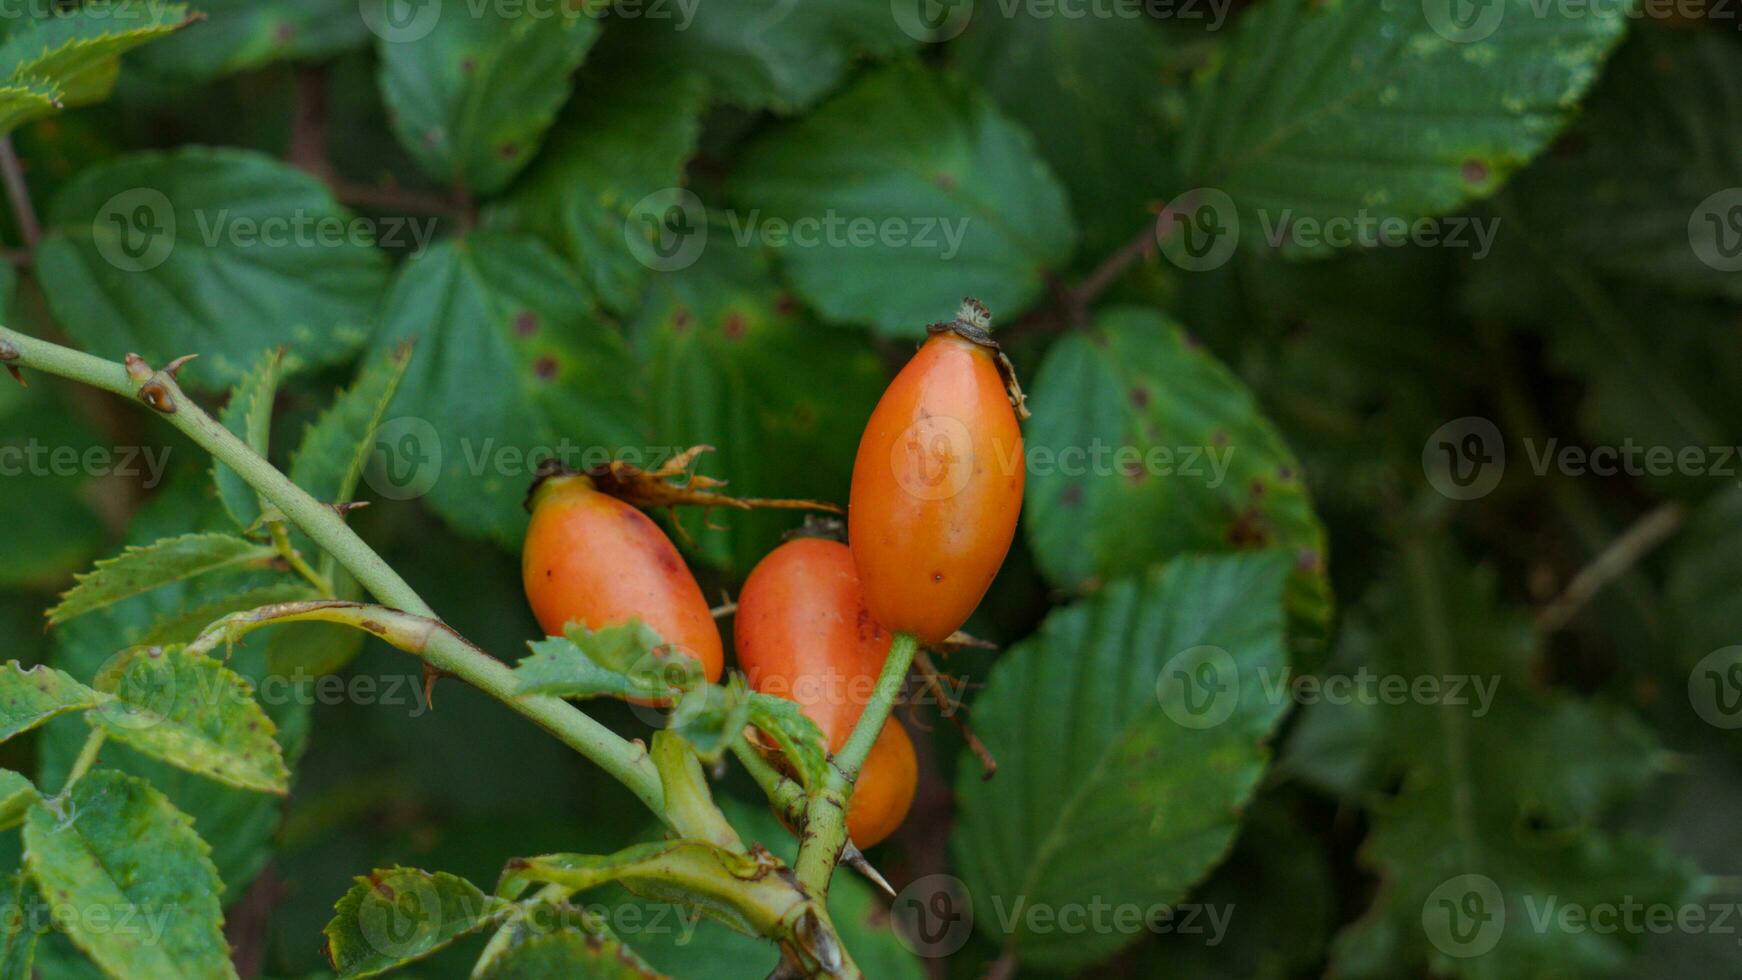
[376,3,598,196]
[629,236,882,570]
[952,552,1293,970]
[0,873,38,978]
[47,533,279,625]
[35,148,390,386]
[1174,0,1629,257]
[323,867,511,978]
[732,63,1076,337]
[0,663,103,744]
[1023,307,1329,647]
[22,770,233,979]
[86,645,291,795]
[132,0,368,82]
[487,44,708,316]
[367,231,643,546]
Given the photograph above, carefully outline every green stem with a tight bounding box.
[733,739,805,823]
[793,632,918,895]
[1,329,665,819]
[60,729,106,795]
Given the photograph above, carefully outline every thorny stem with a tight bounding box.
[793,632,919,896]
[0,328,666,819]
[0,136,40,250]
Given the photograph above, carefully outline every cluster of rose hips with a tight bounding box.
[521,301,1025,847]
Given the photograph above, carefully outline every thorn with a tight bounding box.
[329,500,371,518]
[4,364,22,387]
[162,353,199,378]
[842,845,895,898]
[938,630,998,652]
[421,663,446,709]
[124,353,152,382]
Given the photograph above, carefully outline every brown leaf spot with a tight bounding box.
[533,355,558,379]
[513,311,538,336]
[1129,387,1150,408]
[723,311,747,341]
[1461,158,1490,185]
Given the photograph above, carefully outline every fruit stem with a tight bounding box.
[0,327,666,819]
[792,631,919,897]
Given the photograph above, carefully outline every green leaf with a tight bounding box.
[47,533,278,625]
[289,346,411,508]
[367,231,642,546]
[375,4,598,196]
[322,867,511,978]
[0,874,39,980]
[952,551,1293,969]
[132,0,368,81]
[665,675,751,763]
[746,693,828,792]
[0,2,190,122]
[22,770,234,979]
[0,771,38,832]
[733,62,1076,336]
[1175,0,1629,256]
[212,348,283,532]
[1022,307,1329,642]
[617,0,913,112]
[35,148,389,386]
[0,663,104,743]
[87,646,290,795]
[628,235,882,570]
[36,480,309,899]
[487,44,707,316]
[516,620,702,704]
[1502,29,1742,301]
[954,13,1180,259]
[0,80,58,134]
[475,923,666,979]
[1312,543,1698,978]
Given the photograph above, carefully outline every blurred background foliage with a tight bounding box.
[0,0,1739,977]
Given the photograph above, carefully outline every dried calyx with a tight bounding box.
[926,297,1030,421]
